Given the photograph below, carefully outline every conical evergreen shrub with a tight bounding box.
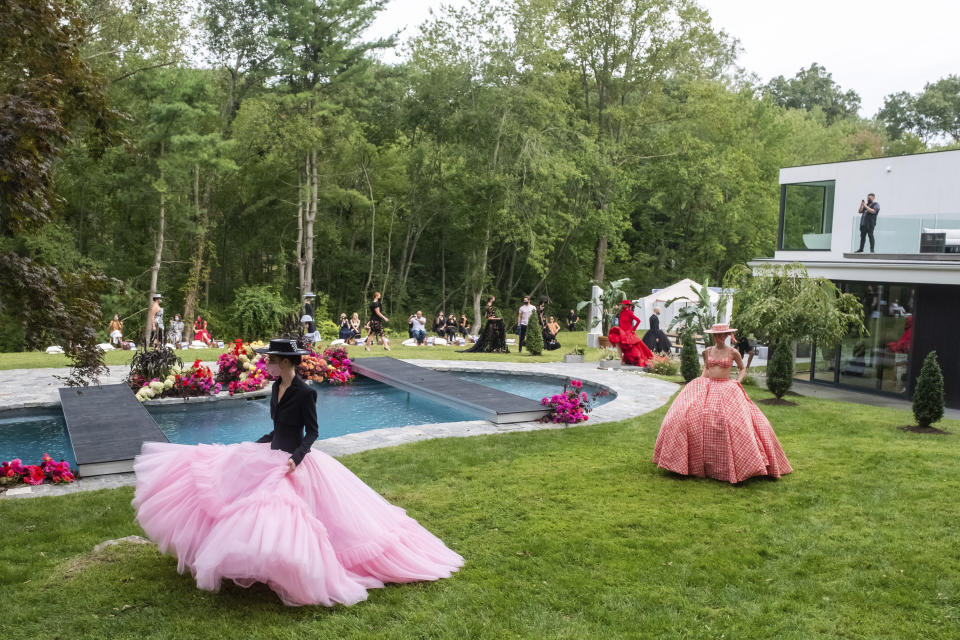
[913,350,944,428]
[680,330,700,382]
[525,311,544,356]
[766,340,794,399]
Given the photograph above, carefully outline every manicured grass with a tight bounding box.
[0,332,604,370]
[2,389,958,639]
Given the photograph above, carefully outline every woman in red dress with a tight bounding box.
[652,323,792,484]
[607,300,653,366]
[194,315,212,345]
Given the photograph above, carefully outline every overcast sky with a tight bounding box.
[366,0,960,117]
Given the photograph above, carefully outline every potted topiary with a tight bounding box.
[597,348,621,369]
[563,346,586,363]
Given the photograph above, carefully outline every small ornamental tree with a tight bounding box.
[679,330,700,382]
[724,263,865,401]
[913,351,945,429]
[525,310,544,356]
[766,340,795,399]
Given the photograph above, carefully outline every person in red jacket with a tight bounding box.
[607,300,653,366]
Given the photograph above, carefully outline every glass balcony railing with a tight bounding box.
[849,214,960,255]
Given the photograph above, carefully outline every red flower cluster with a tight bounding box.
[296,346,354,385]
[1,454,76,486]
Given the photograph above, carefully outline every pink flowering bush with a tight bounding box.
[297,346,354,385]
[1,453,76,486]
[540,379,592,424]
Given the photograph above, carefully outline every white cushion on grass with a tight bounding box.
[329,339,346,346]
[46,345,64,354]
[402,338,417,347]
[96,343,115,351]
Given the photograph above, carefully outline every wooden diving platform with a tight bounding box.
[59,384,168,477]
[351,357,550,424]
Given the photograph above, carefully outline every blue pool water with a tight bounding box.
[0,372,613,467]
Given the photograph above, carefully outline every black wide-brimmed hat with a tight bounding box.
[254,338,311,357]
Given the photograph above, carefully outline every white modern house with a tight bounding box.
[750,149,960,408]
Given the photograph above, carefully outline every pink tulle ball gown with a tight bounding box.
[652,377,793,484]
[132,366,463,607]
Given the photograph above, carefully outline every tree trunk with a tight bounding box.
[361,161,375,303]
[296,167,305,296]
[303,151,318,297]
[183,164,205,342]
[593,233,608,284]
[145,188,165,346]
[381,201,396,298]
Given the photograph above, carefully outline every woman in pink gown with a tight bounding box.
[608,300,653,366]
[652,323,792,484]
[193,316,212,345]
[132,339,463,606]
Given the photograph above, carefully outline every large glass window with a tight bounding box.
[780,181,835,251]
[835,282,914,396]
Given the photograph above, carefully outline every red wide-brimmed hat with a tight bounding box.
[620,299,634,307]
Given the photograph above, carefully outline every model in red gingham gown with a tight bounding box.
[652,349,792,483]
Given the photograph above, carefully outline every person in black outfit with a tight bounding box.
[433,311,445,338]
[567,309,579,332]
[444,312,459,342]
[338,313,353,341]
[459,314,471,337]
[365,291,390,351]
[459,296,508,353]
[304,292,315,322]
[642,306,672,354]
[254,339,317,471]
[856,193,880,253]
[734,332,755,370]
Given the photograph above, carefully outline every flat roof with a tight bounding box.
[780,147,960,171]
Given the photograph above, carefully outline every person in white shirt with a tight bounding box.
[408,311,427,345]
[516,296,537,352]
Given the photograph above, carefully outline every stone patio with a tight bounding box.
[0,359,679,499]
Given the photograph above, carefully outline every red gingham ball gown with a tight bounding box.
[652,352,792,483]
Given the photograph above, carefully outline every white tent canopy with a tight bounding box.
[634,278,731,332]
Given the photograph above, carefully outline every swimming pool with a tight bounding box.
[0,371,613,469]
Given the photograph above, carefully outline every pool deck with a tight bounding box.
[0,359,678,499]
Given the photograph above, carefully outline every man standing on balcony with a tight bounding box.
[856,193,880,253]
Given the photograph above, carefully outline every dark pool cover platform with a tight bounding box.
[59,384,168,477]
[351,357,550,424]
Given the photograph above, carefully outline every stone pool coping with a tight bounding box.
[0,360,679,499]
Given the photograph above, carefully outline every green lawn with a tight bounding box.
[0,331,606,370]
[1,389,958,639]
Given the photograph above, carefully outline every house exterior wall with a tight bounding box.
[776,149,960,262]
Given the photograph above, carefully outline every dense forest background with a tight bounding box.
[2,0,958,350]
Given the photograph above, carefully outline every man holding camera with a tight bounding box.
[855,193,880,253]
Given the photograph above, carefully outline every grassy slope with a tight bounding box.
[0,332,606,370]
[1,389,958,639]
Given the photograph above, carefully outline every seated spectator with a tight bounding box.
[444,312,459,342]
[409,311,427,346]
[194,316,212,345]
[350,313,362,343]
[169,314,184,348]
[433,311,445,337]
[547,316,560,338]
[567,309,579,332]
[338,313,353,341]
[108,314,124,347]
[459,314,471,337]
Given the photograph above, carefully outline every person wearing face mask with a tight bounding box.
[131,338,463,607]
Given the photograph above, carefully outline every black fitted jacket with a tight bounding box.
[256,374,318,466]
